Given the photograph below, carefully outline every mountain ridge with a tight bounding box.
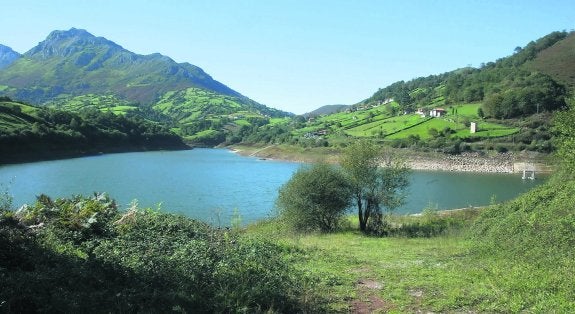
[304,104,350,118]
[0,44,20,69]
[0,28,242,104]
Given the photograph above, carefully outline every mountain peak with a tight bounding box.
[46,27,94,40]
[0,28,243,104]
[26,28,121,58]
[0,44,21,69]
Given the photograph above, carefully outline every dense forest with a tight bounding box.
[0,97,186,163]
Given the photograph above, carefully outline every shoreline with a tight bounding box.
[229,144,552,174]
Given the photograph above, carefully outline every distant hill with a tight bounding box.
[526,32,575,90]
[0,44,20,69]
[304,104,350,118]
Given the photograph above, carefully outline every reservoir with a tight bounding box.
[0,148,544,226]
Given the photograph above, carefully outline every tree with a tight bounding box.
[276,163,352,232]
[341,140,410,234]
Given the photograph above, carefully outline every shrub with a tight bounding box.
[277,163,352,232]
[1,194,317,313]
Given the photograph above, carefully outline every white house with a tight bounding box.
[429,108,446,117]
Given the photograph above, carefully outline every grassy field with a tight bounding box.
[345,115,426,137]
[0,102,38,131]
[296,103,519,142]
[244,199,574,313]
[385,117,458,140]
[48,94,138,114]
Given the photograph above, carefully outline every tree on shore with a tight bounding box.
[341,140,410,234]
[277,163,352,232]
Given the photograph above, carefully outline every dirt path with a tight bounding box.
[351,278,391,313]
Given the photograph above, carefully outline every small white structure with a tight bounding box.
[429,108,446,117]
[522,164,535,180]
[470,122,478,133]
[416,108,426,117]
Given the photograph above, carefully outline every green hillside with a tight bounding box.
[0,28,292,146]
[0,98,186,164]
[364,31,570,117]
[255,31,570,153]
[526,32,575,90]
[153,87,288,144]
[48,94,138,115]
[0,28,239,105]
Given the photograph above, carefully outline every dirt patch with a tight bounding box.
[351,279,392,313]
[351,295,389,314]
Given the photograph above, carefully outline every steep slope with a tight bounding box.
[526,32,575,90]
[0,44,20,69]
[0,98,186,163]
[0,28,239,104]
[0,28,292,145]
[363,31,571,115]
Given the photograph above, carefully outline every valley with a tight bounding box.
[1,26,574,313]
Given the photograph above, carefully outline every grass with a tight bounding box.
[385,117,459,140]
[154,87,273,137]
[246,186,575,313]
[48,94,137,114]
[248,216,484,312]
[345,115,425,137]
[302,103,517,142]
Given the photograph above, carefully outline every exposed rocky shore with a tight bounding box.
[229,144,551,174]
[407,152,515,173]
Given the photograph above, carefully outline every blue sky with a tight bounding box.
[1,0,573,114]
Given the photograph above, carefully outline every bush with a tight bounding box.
[1,194,317,313]
[277,163,352,232]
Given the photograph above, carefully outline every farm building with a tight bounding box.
[429,108,446,117]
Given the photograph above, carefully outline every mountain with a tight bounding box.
[526,32,575,90]
[0,28,292,145]
[0,44,20,69]
[0,28,241,104]
[304,104,350,118]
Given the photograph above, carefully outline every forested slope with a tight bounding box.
[0,98,186,163]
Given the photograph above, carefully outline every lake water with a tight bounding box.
[0,148,545,226]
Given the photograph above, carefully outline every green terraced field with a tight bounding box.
[345,115,427,137]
